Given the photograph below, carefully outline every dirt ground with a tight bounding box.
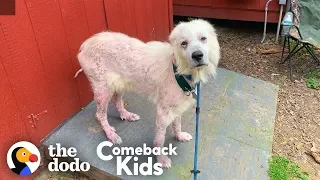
[34,18,320,179]
[211,19,320,179]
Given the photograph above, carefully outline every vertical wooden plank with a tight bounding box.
[103,0,170,42]
[25,0,81,121]
[0,48,29,179]
[163,0,171,40]
[144,0,157,41]
[80,0,108,105]
[83,0,107,34]
[152,0,168,41]
[0,1,58,144]
[103,0,125,32]
[163,0,170,38]
[133,0,153,42]
[166,0,173,35]
[58,0,92,106]
[168,0,174,31]
[119,0,138,38]
[104,0,138,38]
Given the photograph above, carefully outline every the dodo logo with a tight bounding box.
[7,141,40,176]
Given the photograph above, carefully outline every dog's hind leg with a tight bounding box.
[94,85,122,144]
[111,92,140,121]
[172,116,192,142]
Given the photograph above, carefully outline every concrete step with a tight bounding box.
[42,68,279,180]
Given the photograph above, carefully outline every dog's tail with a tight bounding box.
[74,68,83,78]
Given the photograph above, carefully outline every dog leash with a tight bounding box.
[190,82,201,180]
[173,64,201,179]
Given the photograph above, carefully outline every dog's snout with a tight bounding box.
[192,51,203,61]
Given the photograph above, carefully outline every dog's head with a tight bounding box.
[169,19,220,83]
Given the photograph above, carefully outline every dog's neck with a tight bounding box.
[171,55,196,93]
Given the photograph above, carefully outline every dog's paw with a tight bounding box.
[176,132,193,142]
[110,134,123,144]
[105,130,123,144]
[112,135,123,144]
[110,126,116,132]
[157,155,171,168]
[120,111,140,122]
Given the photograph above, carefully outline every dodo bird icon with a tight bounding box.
[7,141,41,176]
[11,147,38,176]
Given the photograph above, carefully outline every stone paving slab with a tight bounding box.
[42,68,278,180]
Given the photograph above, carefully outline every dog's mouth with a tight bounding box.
[192,64,208,69]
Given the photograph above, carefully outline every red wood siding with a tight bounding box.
[0,57,29,180]
[104,0,172,42]
[173,0,281,23]
[0,0,172,179]
[0,0,106,178]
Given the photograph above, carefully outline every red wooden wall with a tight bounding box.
[103,0,173,42]
[0,0,172,179]
[173,0,282,23]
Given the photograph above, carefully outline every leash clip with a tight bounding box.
[191,88,197,99]
[185,89,197,98]
[185,91,191,96]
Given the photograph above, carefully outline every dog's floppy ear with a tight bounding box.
[169,26,178,45]
[169,21,186,45]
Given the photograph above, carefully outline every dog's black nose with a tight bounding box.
[192,51,203,61]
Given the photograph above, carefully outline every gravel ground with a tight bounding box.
[35,17,320,180]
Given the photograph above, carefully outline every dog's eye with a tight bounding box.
[181,41,188,47]
[200,37,207,41]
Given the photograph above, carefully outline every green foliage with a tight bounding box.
[306,78,320,89]
[187,17,196,21]
[305,71,320,89]
[268,156,309,180]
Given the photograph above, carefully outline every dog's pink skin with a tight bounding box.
[78,32,194,166]
[157,154,172,168]
[95,88,122,144]
[172,117,193,142]
[111,93,140,121]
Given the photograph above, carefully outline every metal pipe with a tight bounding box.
[261,0,273,43]
[276,5,284,42]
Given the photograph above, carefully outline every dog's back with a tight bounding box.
[77,31,173,94]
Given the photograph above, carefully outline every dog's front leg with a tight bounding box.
[172,116,193,142]
[154,106,172,168]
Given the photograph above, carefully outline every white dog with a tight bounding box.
[76,19,220,168]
